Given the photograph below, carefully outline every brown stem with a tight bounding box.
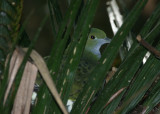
[136,35,160,59]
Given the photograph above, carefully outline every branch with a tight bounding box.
[136,35,160,59]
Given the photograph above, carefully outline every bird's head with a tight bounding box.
[83,28,111,63]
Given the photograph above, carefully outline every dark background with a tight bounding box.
[21,0,158,56]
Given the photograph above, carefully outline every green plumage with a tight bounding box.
[70,28,111,100]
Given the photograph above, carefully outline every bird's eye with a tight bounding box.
[90,35,95,39]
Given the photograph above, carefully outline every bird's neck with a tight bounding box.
[82,43,101,63]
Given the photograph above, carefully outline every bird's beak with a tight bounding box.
[97,37,111,46]
[100,38,111,55]
[104,37,111,44]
